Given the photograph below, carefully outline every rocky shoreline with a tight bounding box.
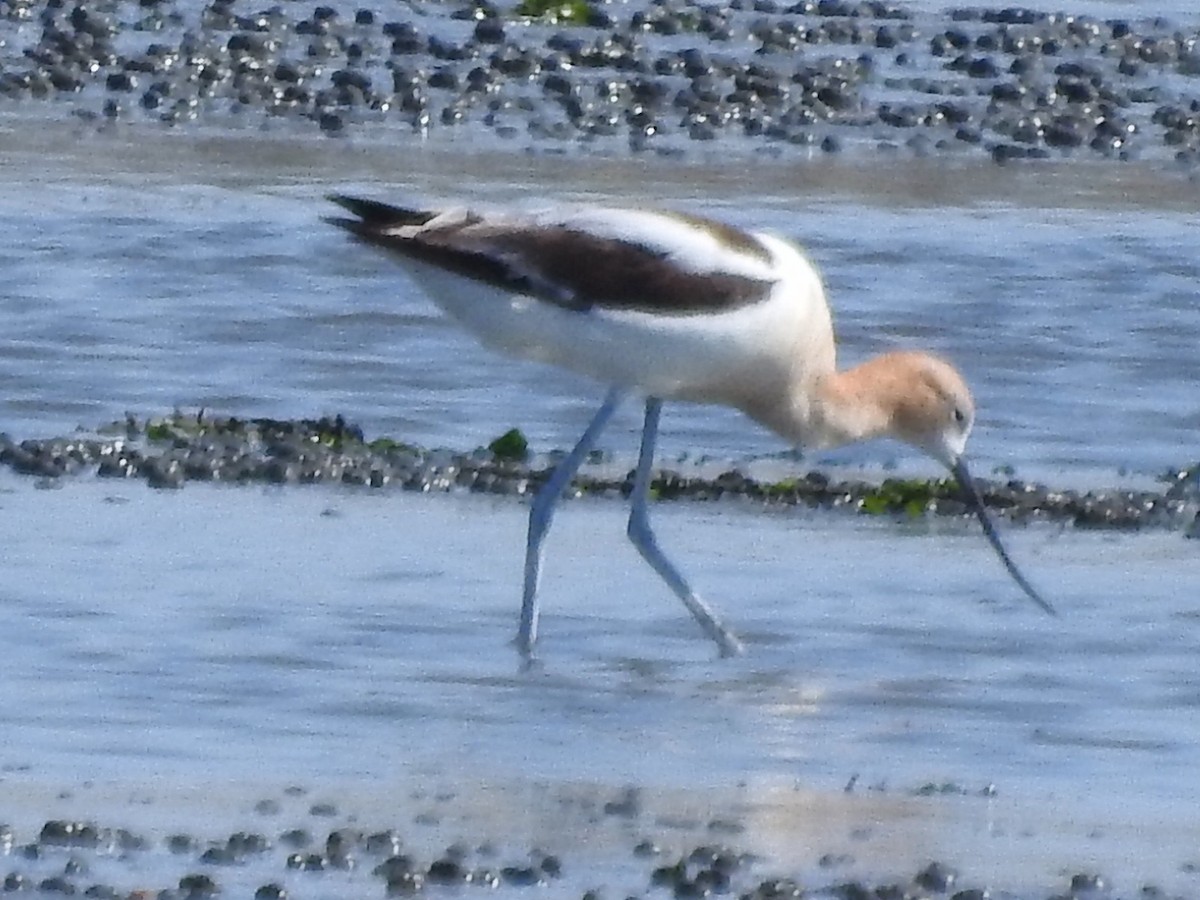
[1,412,1196,535]
[3,0,1200,165]
[0,788,1132,900]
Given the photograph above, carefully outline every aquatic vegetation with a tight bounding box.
[368,436,417,454]
[762,477,801,498]
[142,411,368,448]
[488,427,529,461]
[145,421,177,443]
[515,0,592,23]
[859,478,958,517]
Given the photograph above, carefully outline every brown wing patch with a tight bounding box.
[327,197,775,316]
[656,210,774,264]
[428,225,774,314]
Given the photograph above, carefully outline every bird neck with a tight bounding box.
[806,357,897,450]
[740,356,894,450]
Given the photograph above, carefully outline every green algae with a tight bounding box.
[860,478,958,517]
[488,428,529,462]
[515,0,593,22]
[145,421,176,443]
[368,436,417,454]
[762,477,801,498]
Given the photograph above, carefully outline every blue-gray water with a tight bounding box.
[3,126,1198,481]
[0,124,1198,894]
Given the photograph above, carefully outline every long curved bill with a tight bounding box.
[950,457,1057,616]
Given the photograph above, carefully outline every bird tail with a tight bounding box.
[323,195,437,235]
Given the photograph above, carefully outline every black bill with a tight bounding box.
[951,457,1057,616]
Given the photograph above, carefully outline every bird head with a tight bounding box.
[875,352,1054,616]
[883,352,976,467]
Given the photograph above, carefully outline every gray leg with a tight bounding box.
[627,398,744,657]
[518,386,625,657]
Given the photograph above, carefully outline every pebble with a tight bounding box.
[0,811,1144,900]
[38,822,101,849]
[915,860,957,892]
[277,829,310,849]
[426,857,466,883]
[178,873,218,898]
[166,834,196,854]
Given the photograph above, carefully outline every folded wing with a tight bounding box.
[326,195,778,316]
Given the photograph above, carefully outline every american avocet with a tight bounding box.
[326,195,1054,658]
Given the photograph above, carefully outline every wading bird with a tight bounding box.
[326,195,1054,658]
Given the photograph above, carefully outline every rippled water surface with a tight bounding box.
[2,127,1198,480]
[0,126,1198,893]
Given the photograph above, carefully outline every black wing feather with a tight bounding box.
[326,196,774,316]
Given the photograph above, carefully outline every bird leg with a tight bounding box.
[518,386,626,656]
[626,399,745,657]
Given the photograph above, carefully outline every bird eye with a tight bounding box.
[953,406,968,427]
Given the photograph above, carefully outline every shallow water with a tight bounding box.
[0,125,1198,893]
[0,474,1197,893]
[1,125,1197,484]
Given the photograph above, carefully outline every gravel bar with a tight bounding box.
[1,411,1196,534]
[4,0,1200,164]
[0,782,1144,900]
